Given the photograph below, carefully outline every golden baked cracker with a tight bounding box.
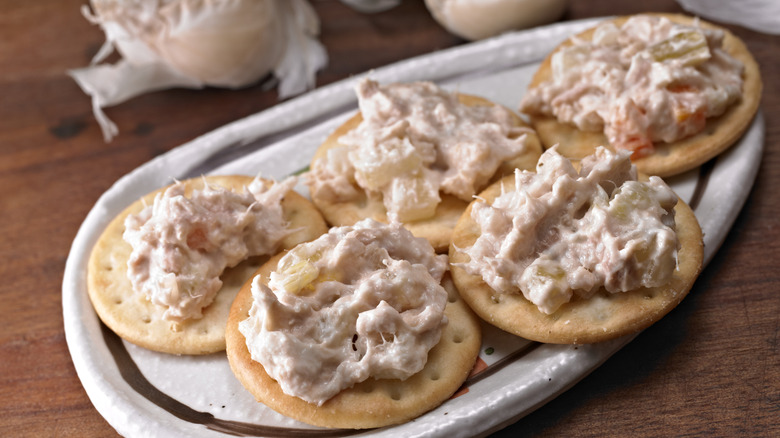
[309,93,543,253]
[87,175,328,355]
[449,174,704,344]
[524,13,762,178]
[226,255,482,429]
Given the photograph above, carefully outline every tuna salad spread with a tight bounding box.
[238,219,449,405]
[459,146,679,314]
[123,177,294,322]
[520,15,744,157]
[310,79,533,222]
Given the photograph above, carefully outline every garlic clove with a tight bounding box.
[424,0,569,41]
[69,0,328,142]
[149,0,286,88]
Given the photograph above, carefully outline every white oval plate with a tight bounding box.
[63,17,764,438]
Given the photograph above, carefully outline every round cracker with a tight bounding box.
[523,13,762,178]
[226,255,482,429]
[87,175,328,355]
[309,93,543,252]
[449,174,704,344]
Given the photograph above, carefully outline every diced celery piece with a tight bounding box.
[609,182,653,220]
[383,171,440,222]
[633,239,653,264]
[646,30,711,67]
[592,22,620,46]
[520,261,570,314]
[278,258,320,295]
[352,137,423,191]
[535,264,566,281]
[552,45,590,81]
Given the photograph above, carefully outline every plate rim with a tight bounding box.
[62,15,764,438]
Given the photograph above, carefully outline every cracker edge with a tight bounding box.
[523,13,763,178]
[449,173,704,344]
[86,175,328,355]
[308,93,543,252]
[225,255,482,429]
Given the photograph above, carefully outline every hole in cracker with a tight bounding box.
[429,370,441,381]
[389,388,402,401]
[142,316,151,324]
[362,384,374,394]
[452,332,464,344]
[114,298,123,305]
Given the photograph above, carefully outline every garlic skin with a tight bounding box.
[425,0,568,41]
[100,0,287,88]
[69,0,328,141]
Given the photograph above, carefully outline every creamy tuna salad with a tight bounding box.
[239,219,449,405]
[520,15,744,157]
[458,146,679,314]
[123,177,294,322]
[310,79,534,222]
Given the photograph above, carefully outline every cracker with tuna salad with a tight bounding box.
[226,220,482,429]
[520,13,762,178]
[87,175,327,355]
[449,147,703,344]
[308,78,542,252]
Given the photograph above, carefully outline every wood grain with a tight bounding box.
[0,0,777,437]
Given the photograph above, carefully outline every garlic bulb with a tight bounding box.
[339,0,401,13]
[425,0,568,41]
[69,0,328,141]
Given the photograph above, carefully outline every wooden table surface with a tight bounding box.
[1,0,778,436]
